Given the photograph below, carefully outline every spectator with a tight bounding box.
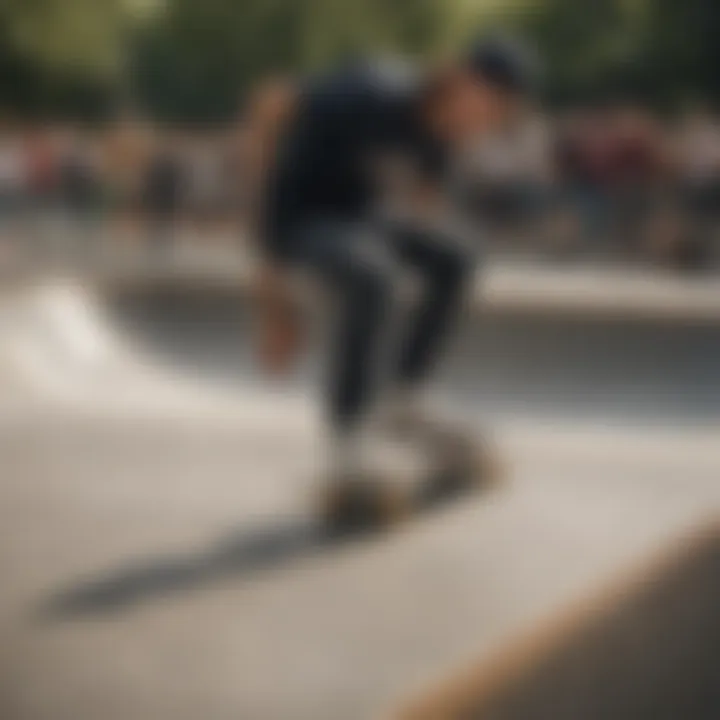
[554,107,615,251]
[602,104,668,254]
[105,119,153,236]
[58,128,104,261]
[24,125,59,206]
[460,111,554,247]
[676,108,720,225]
[217,129,247,232]
[23,125,61,251]
[185,134,225,233]
[141,131,185,257]
[0,125,27,248]
[653,107,720,269]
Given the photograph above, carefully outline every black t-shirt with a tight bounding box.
[263,58,447,259]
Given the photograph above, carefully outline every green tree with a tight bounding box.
[645,0,720,105]
[131,0,484,122]
[0,0,132,116]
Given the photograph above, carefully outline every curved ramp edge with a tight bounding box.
[392,522,720,720]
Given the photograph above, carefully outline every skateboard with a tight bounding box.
[318,435,503,538]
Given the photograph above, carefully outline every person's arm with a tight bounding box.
[244,78,297,236]
[244,79,305,374]
[251,261,305,374]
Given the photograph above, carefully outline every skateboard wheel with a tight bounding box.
[318,476,409,537]
[422,434,504,504]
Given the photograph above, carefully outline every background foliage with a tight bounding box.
[1,0,719,121]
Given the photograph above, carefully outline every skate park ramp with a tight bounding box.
[0,266,719,720]
[398,524,720,720]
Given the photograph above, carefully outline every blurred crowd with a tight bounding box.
[464,103,720,268]
[0,122,247,264]
[2,103,720,270]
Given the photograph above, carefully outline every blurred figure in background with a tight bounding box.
[105,119,152,244]
[0,122,27,255]
[58,128,104,264]
[602,103,668,257]
[460,108,553,252]
[23,124,61,256]
[216,129,246,235]
[141,130,185,259]
[554,107,614,255]
[226,124,253,237]
[186,133,225,237]
[674,106,720,266]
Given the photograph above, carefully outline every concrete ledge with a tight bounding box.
[482,264,720,322]
[394,523,720,720]
[55,258,719,324]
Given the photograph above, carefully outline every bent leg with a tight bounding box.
[388,222,475,386]
[291,220,400,434]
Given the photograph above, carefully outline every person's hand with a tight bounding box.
[252,264,304,375]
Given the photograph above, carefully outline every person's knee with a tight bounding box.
[346,250,396,311]
[430,235,473,286]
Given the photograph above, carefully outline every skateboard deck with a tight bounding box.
[319,437,503,538]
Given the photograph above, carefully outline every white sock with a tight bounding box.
[376,384,429,427]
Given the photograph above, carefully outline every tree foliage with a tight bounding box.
[3,0,720,120]
[0,0,128,116]
[131,0,476,122]
[524,0,720,107]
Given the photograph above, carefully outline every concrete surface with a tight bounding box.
[398,526,720,719]
[0,268,718,719]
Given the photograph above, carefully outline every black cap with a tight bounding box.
[466,35,540,94]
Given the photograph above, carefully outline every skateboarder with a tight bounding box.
[250,38,538,527]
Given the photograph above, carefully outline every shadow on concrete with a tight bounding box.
[39,481,475,620]
[40,519,333,619]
